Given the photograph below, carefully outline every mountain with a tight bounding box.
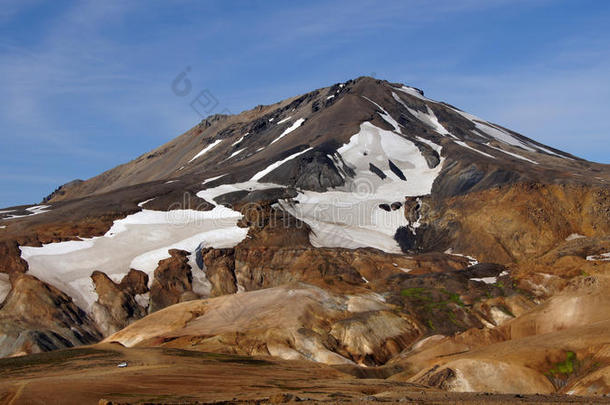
[0,76,609,403]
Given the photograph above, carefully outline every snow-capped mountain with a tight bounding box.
[0,77,609,398]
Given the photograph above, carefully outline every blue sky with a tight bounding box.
[1,0,609,207]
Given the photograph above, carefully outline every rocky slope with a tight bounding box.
[0,76,609,402]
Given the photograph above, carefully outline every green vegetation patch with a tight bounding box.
[547,351,578,377]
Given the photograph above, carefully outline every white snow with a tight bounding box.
[138,198,156,208]
[394,84,568,161]
[250,147,313,181]
[197,181,282,206]
[472,122,536,152]
[534,144,570,159]
[164,180,178,184]
[485,143,538,165]
[2,205,51,220]
[0,210,14,214]
[566,233,586,241]
[27,205,50,214]
[392,92,456,139]
[189,139,222,163]
[128,226,248,279]
[0,226,5,229]
[415,136,443,154]
[470,270,508,284]
[326,95,335,100]
[445,249,479,266]
[20,205,247,311]
[586,252,610,261]
[226,148,246,160]
[279,121,444,253]
[201,174,226,185]
[270,118,305,145]
[395,85,429,101]
[470,276,498,284]
[363,96,402,132]
[399,268,412,273]
[453,140,496,159]
[232,133,248,146]
[277,116,292,124]
[0,273,11,303]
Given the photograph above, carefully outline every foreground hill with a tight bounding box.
[0,76,609,402]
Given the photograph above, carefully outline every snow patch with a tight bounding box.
[415,136,443,154]
[20,205,246,311]
[197,181,283,206]
[270,118,306,145]
[394,85,428,101]
[3,205,51,220]
[586,252,610,261]
[453,140,496,159]
[444,249,479,266]
[250,147,312,181]
[393,92,455,138]
[277,116,292,124]
[138,198,156,208]
[226,148,245,159]
[485,143,538,164]
[473,123,535,152]
[566,233,586,241]
[363,96,402,133]
[470,276,498,284]
[201,174,226,185]
[232,133,248,146]
[189,139,222,163]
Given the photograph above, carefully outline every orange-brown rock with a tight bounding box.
[418,183,610,264]
[91,271,147,336]
[118,268,149,296]
[0,274,101,357]
[149,249,193,313]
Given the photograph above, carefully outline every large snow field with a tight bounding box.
[20,205,246,311]
[280,121,444,253]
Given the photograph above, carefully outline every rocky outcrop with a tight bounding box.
[0,274,101,357]
[118,268,149,295]
[407,183,610,263]
[330,310,421,365]
[0,240,28,275]
[91,270,148,336]
[201,248,237,297]
[41,179,84,204]
[259,149,346,192]
[149,249,195,312]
